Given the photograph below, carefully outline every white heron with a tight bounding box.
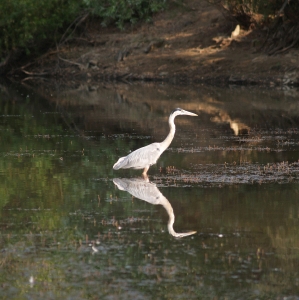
[113,108,198,177]
[113,177,196,238]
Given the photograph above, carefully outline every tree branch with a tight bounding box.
[59,12,90,46]
[278,0,290,15]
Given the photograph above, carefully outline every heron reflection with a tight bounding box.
[113,178,196,238]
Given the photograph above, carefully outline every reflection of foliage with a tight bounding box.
[256,223,299,296]
[0,87,149,235]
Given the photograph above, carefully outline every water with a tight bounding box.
[1,80,299,299]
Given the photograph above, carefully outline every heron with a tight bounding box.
[113,177,196,238]
[113,108,198,178]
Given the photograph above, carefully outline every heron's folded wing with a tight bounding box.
[123,143,162,169]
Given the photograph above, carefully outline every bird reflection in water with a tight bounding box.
[113,178,196,238]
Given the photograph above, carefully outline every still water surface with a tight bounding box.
[1,81,299,299]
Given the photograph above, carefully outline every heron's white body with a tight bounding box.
[113,142,163,170]
[113,108,197,177]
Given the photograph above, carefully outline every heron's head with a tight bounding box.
[171,108,198,117]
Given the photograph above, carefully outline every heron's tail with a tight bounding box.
[112,178,127,190]
[113,157,126,170]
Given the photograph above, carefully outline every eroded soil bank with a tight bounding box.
[10,0,299,86]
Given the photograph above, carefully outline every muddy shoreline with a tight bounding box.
[10,68,299,88]
[46,71,296,87]
[5,0,299,87]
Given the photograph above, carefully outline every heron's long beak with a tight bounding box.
[182,109,198,116]
[171,230,197,238]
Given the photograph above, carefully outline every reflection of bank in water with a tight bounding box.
[211,114,249,135]
[113,178,196,238]
[198,104,250,136]
[37,82,299,142]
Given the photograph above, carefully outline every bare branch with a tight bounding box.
[21,69,49,76]
[58,56,86,69]
[278,0,290,15]
[59,12,90,46]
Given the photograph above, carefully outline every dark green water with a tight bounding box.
[1,81,299,299]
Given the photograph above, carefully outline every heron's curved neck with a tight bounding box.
[160,114,176,151]
[160,190,197,238]
[165,203,176,236]
[159,198,176,235]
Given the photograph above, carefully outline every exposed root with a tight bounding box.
[265,21,299,56]
[261,0,299,55]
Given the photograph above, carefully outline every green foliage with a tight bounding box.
[84,0,167,29]
[0,0,82,59]
[0,0,167,64]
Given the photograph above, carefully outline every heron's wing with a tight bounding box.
[115,143,162,170]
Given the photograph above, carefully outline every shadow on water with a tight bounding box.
[113,177,196,238]
[1,79,299,298]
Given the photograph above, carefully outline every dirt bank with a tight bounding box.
[14,0,299,86]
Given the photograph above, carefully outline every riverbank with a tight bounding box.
[9,0,299,86]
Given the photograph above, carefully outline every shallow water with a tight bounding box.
[1,80,299,299]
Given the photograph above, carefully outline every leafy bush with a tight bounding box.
[0,0,82,59]
[84,0,167,29]
[0,0,167,68]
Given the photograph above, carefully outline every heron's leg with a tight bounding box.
[142,167,149,180]
[142,175,149,182]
